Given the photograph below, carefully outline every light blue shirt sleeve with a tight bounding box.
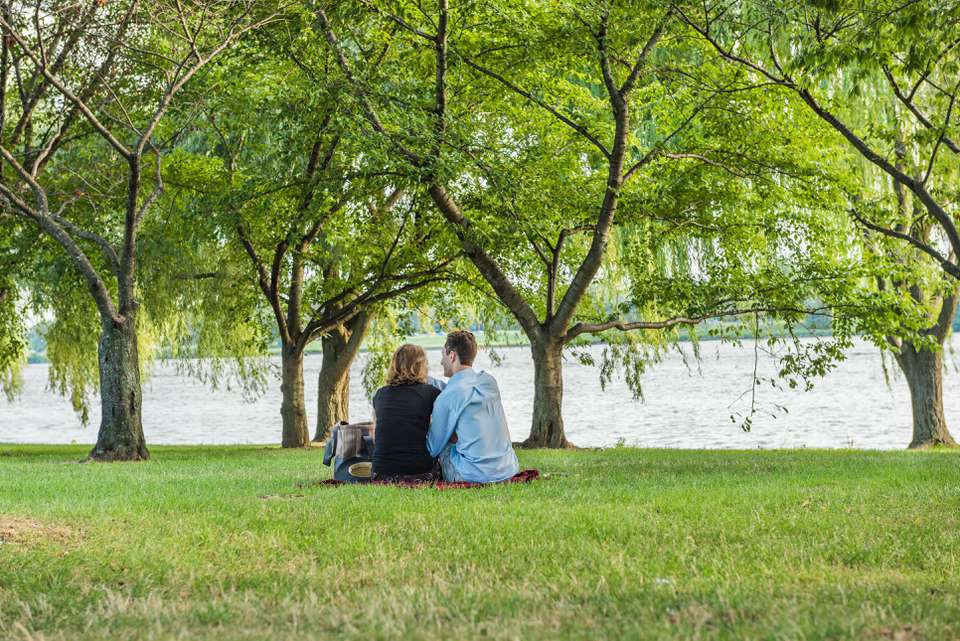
[426,390,457,457]
[425,369,518,483]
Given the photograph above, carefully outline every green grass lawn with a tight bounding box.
[1,446,958,641]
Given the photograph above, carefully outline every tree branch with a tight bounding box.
[619,10,672,96]
[685,8,960,276]
[49,210,120,277]
[884,65,960,155]
[931,278,959,342]
[623,89,723,182]
[851,208,960,280]
[136,7,281,157]
[566,305,830,341]
[135,146,164,227]
[316,8,424,166]
[921,77,960,184]
[237,223,291,345]
[426,183,541,333]
[455,51,611,158]
[0,12,132,158]
[359,0,436,43]
[0,179,119,322]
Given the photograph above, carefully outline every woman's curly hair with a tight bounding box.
[386,343,429,386]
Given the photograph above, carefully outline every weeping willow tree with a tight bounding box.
[319,0,872,447]
[678,0,960,447]
[0,1,284,460]
[850,96,959,448]
[15,146,275,438]
[163,19,455,448]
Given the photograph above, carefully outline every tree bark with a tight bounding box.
[523,338,571,448]
[313,314,369,442]
[314,336,350,442]
[88,315,148,461]
[895,341,956,448]
[280,345,310,448]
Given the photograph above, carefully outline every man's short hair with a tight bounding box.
[444,330,478,366]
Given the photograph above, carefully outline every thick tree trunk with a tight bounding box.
[313,314,370,442]
[280,346,310,448]
[88,316,148,461]
[522,339,571,448]
[314,328,351,442]
[314,364,349,442]
[896,342,956,449]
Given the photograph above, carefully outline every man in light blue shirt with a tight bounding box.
[427,330,519,483]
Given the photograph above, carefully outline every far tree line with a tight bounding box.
[0,1,957,461]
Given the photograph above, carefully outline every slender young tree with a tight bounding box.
[0,1,282,460]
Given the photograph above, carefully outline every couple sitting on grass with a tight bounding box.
[362,330,519,484]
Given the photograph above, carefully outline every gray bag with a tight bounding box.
[322,421,375,483]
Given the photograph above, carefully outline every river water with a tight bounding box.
[2,338,958,449]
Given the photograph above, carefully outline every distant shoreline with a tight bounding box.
[24,326,835,365]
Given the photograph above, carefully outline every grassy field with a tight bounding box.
[1,446,958,641]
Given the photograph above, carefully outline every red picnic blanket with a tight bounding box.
[314,469,540,490]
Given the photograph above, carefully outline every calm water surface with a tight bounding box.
[2,338,958,448]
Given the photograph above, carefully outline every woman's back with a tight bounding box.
[372,383,441,476]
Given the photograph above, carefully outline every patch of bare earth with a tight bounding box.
[0,516,74,545]
[868,625,920,641]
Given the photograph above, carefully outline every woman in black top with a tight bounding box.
[371,344,442,481]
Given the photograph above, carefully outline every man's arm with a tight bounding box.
[426,393,456,456]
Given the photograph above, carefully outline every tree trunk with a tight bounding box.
[88,316,149,461]
[280,346,310,448]
[896,341,956,449]
[314,361,349,442]
[313,314,370,442]
[522,339,571,448]
[314,328,351,442]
